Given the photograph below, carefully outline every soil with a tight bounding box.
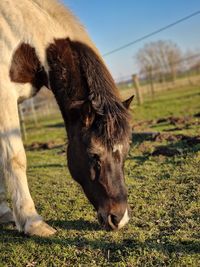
[132,131,200,144]
[194,112,200,118]
[25,141,61,150]
[26,114,200,158]
[152,146,182,157]
[133,114,199,132]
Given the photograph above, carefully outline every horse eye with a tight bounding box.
[96,161,101,170]
[89,153,99,163]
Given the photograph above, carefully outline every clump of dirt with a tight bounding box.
[155,116,193,126]
[132,131,183,142]
[132,120,155,131]
[133,129,200,157]
[168,116,190,125]
[194,112,200,118]
[164,127,186,132]
[57,147,66,155]
[151,135,200,157]
[133,115,199,133]
[137,142,154,154]
[180,135,200,146]
[153,133,179,142]
[132,131,200,144]
[25,141,61,150]
[132,132,159,142]
[156,118,169,124]
[152,146,182,157]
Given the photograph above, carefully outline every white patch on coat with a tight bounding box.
[107,209,129,230]
[117,209,129,229]
[113,144,123,154]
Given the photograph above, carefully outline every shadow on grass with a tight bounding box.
[0,218,100,239]
[127,155,149,164]
[142,238,200,255]
[132,133,154,145]
[48,218,101,231]
[45,122,64,128]
[1,226,199,257]
[30,163,65,169]
[152,139,200,157]
[130,134,200,159]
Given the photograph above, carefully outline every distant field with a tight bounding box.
[0,85,199,266]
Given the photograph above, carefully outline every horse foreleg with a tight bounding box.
[0,89,56,236]
[0,173,14,224]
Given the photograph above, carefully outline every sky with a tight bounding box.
[63,0,200,81]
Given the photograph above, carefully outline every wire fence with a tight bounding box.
[19,98,59,120]
[19,52,200,122]
[117,53,200,103]
[19,56,200,140]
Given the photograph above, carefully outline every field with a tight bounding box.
[0,85,200,266]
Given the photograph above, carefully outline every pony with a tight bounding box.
[0,0,133,236]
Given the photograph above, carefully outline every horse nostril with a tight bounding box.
[98,210,129,230]
[107,213,121,230]
[108,209,130,230]
[110,214,120,227]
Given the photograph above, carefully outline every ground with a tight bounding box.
[0,85,199,266]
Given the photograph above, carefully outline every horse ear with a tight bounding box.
[81,101,95,127]
[122,95,134,109]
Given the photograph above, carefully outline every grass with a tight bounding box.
[0,85,200,266]
[131,85,200,122]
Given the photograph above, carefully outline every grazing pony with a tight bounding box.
[0,0,133,236]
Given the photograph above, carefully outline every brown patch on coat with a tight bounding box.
[46,38,87,101]
[9,43,48,90]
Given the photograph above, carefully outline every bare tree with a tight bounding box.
[184,50,200,74]
[136,40,182,83]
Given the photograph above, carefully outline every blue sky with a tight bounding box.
[63,0,200,81]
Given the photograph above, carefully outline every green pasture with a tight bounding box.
[0,85,199,266]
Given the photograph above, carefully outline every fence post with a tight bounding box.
[18,105,27,141]
[148,66,155,98]
[30,98,38,126]
[132,74,143,105]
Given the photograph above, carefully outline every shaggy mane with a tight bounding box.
[70,41,131,147]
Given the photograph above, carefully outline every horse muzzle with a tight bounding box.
[97,208,129,230]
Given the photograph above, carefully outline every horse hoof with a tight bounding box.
[25,220,56,237]
[0,211,15,224]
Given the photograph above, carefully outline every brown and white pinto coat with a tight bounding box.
[0,0,133,236]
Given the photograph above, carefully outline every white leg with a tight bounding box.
[0,87,56,236]
[0,173,14,223]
